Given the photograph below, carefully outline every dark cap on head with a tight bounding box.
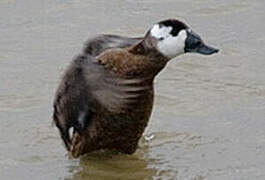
[158,19,188,36]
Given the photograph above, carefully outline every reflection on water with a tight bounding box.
[66,151,156,180]
[1,0,265,179]
[64,132,204,180]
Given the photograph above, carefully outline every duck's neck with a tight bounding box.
[131,39,168,59]
[129,40,169,76]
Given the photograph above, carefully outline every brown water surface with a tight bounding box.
[1,0,265,179]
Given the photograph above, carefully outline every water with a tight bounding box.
[0,0,265,179]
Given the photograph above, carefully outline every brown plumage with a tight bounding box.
[53,19,218,158]
[54,39,168,157]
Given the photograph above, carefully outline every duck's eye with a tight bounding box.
[159,37,164,40]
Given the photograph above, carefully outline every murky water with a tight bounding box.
[1,0,265,179]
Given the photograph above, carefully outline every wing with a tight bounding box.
[53,55,95,150]
[54,34,144,150]
[53,54,148,150]
[83,34,143,57]
[81,55,148,113]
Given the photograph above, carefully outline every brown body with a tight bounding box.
[53,36,168,158]
[53,19,218,158]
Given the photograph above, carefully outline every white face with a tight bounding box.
[150,24,188,59]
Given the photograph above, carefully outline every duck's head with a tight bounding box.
[145,19,219,59]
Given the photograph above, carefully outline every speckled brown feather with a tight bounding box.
[53,36,169,158]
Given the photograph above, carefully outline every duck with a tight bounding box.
[53,19,218,158]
